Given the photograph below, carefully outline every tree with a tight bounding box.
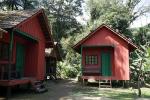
[86,0,150,38]
[0,0,39,10]
[0,0,22,10]
[130,45,150,97]
[22,0,39,10]
[59,36,81,78]
[41,0,83,41]
[132,24,150,46]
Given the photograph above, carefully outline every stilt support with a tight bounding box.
[6,86,11,100]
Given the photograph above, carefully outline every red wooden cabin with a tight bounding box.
[0,9,54,87]
[73,24,138,81]
[45,42,62,79]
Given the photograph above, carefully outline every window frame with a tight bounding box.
[85,55,98,65]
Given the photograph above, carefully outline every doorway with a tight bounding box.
[101,52,112,76]
[16,43,25,77]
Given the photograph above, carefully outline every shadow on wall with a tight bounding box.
[115,45,127,80]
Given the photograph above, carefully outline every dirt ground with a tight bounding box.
[9,79,112,100]
[0,79,149,100]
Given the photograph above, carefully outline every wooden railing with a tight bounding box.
[82,67,102,75]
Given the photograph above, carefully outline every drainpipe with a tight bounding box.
[6,29,14,99]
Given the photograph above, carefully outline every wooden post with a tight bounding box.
[99,77,101,88]
[6,30,14,99]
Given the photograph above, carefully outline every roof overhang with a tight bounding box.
[76,45,114,54]
[13,29,38,42]
[37,9,54,48]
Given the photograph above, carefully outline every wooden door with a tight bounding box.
[16,43,25,77]
[101,52,112,76]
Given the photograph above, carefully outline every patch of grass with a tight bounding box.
[72,84,150,100]
[141,88,150,98]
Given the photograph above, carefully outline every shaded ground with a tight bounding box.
[0,79,150,100]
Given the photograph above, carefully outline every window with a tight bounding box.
[0,42,9,60]
[85,55,98,64]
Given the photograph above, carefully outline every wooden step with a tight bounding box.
[31,81,48,93]
[99,80,112,88]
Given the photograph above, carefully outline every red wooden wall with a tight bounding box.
[16,15,46,80]
[82,47,114,77]
[82,27,129,80]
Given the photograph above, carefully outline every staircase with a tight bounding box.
[99,80,112,88]
[31,81,48,93]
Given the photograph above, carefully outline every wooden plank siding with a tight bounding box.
[74,24,137,80]
[16,14,46,80]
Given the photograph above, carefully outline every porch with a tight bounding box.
[0,29,38,87]
[0,77,35,86]
[0,63,36,86]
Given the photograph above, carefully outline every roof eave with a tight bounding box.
[40,9,55,48]
[0,28,7,33]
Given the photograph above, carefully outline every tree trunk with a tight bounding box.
[138,78,141,97]
[137,60,143,97]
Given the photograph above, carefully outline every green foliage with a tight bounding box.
[41,0,84,41]
[130,24,150,84]
[145,48,150,71]
[58,36,81,78]
[130,45,150,84]
[86,0,150,38]
[132,24,150,46]
[0,0,39,10]
[23,0,39,10]
[87,0,130,36]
